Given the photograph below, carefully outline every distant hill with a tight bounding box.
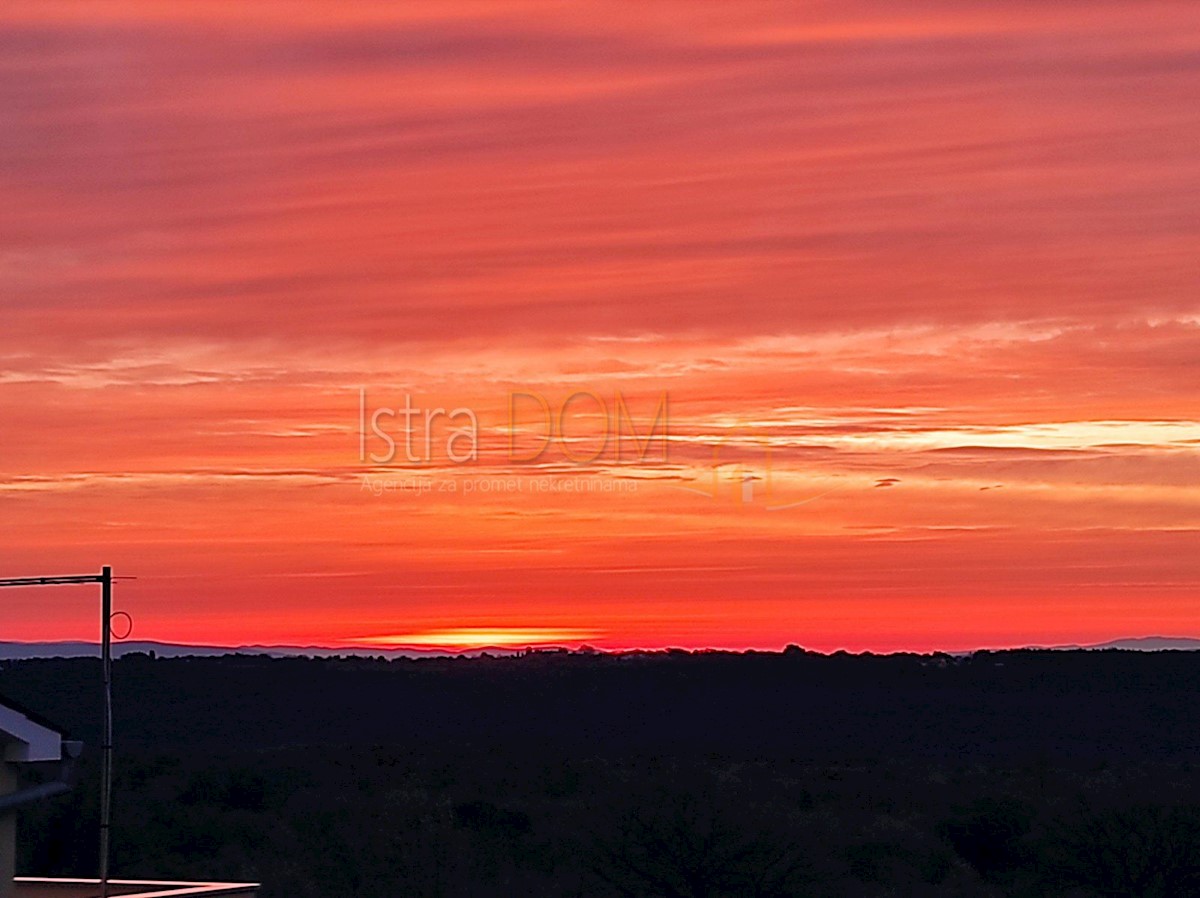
[1056,636,1200,651]
[0,639,521,660]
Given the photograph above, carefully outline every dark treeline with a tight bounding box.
[3,649,1200,896]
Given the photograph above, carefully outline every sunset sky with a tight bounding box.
[2,1,1198,652]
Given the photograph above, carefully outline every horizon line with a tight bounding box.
[3,634,1199,657]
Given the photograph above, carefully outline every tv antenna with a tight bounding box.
[0,566,132,898]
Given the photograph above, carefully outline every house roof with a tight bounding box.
[0,692,68,762]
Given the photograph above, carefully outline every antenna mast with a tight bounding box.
[0,567,120,897]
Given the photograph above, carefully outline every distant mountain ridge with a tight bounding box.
[2,636,1199,661]
[1049,636,1200,652]
[0,639,520,661]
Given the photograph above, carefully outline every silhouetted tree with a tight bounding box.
[587,789,809,897]
[1041,803,1200,897]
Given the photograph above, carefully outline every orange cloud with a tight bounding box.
[1,1,1198,651]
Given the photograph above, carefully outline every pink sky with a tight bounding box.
[1,1,1198,652]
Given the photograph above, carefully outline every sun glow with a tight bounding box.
[349,629,603,650]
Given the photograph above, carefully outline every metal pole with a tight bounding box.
[99,566,112,898]
[0,569,121,894]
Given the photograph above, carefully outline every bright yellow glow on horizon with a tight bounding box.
[350,629,603,649]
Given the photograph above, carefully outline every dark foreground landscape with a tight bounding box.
[3,649,1199,897]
